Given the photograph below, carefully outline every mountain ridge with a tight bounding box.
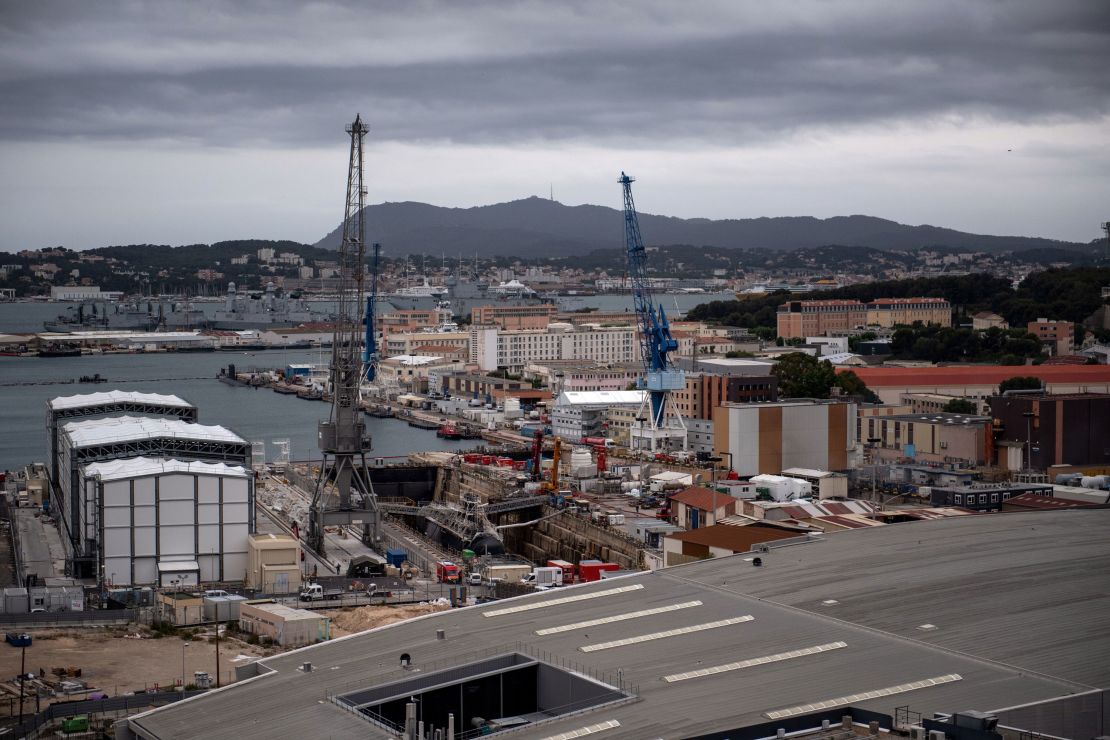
[312,196,1087,255]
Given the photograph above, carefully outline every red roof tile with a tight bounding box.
[1002,492,1102,510]
[814,514,880,529]
[671,486,736,512]
[667,524,798,551]
[841,365,1110,387]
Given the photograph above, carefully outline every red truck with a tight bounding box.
[578,560,620,582]
[546,559,576,584]
[435,561,461,584]
[580,437,614,448]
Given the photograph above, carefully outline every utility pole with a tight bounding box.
[1023,411,1035,471]
[18,642,26,722]
[214,621,221,688]
[182,641,189,692]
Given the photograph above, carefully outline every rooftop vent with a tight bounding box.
[334,653,633,737]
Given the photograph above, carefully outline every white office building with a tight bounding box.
[551,390,646,442]
[471,324,637,373]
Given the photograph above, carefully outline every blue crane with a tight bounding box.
[620,172,686,446]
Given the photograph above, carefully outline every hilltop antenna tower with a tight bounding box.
[308,114,380,556]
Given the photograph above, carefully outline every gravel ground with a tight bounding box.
[0,626,267,708]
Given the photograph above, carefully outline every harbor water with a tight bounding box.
[0,291,730,471]
[0,349,472,471]
[0,291,733,334]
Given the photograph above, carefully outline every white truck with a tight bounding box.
[299,583,346,602]
[521,566,564,588]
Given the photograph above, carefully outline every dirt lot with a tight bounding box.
[0,604,451,715]
[0,626,267,707]
[326,602,450,637]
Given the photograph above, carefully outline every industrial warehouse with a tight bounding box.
[122,510,1109,740]
[46,391,253,583]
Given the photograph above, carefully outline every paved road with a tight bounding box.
[12,505,67,582]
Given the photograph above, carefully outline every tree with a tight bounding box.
[771,353,837,399]
[834,370,881,403]
[998,376,1042,394]
[941,398,978,414]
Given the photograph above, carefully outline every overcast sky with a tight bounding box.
[1,0,1108,251]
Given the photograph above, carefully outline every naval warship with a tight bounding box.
[210,281,336,330]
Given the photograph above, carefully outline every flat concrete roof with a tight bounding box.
[128,510,1110,740]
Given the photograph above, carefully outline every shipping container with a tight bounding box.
[385,548,408,567]
[203,594,249,622]
[578,561,620,582]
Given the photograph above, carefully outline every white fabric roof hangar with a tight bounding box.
[49,390,194,411]
[82,456,249,482]
[62,415,246,447]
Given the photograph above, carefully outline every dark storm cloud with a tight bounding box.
[0,0,1107,148]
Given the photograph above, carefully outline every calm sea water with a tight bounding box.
[0,348,471,471]
[0,291,732,471]
[0,291,733,334]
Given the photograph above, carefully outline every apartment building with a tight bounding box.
[471,304,557,330]
[671,371,778,421]
[470,324,637,372]
[380,308,452,333]
[776,300,867,339]
[551,390,645,442]
[866,298,952,328]
[384,331,469,357]
[776,297,950,338]
[523,361,641,393]
[1026,318,1074,356]
[377,355,465,393]
[971,312,1008,330]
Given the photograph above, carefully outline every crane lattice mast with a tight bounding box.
[308,114,380,555]
[621,172,687,452]
[364,241,381,382]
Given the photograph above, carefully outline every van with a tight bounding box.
[467,572,483,586]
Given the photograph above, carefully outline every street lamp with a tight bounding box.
[867,437,881,504]
[635,416,646,454]
[182,641,190,691]
[17,641,26,722]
